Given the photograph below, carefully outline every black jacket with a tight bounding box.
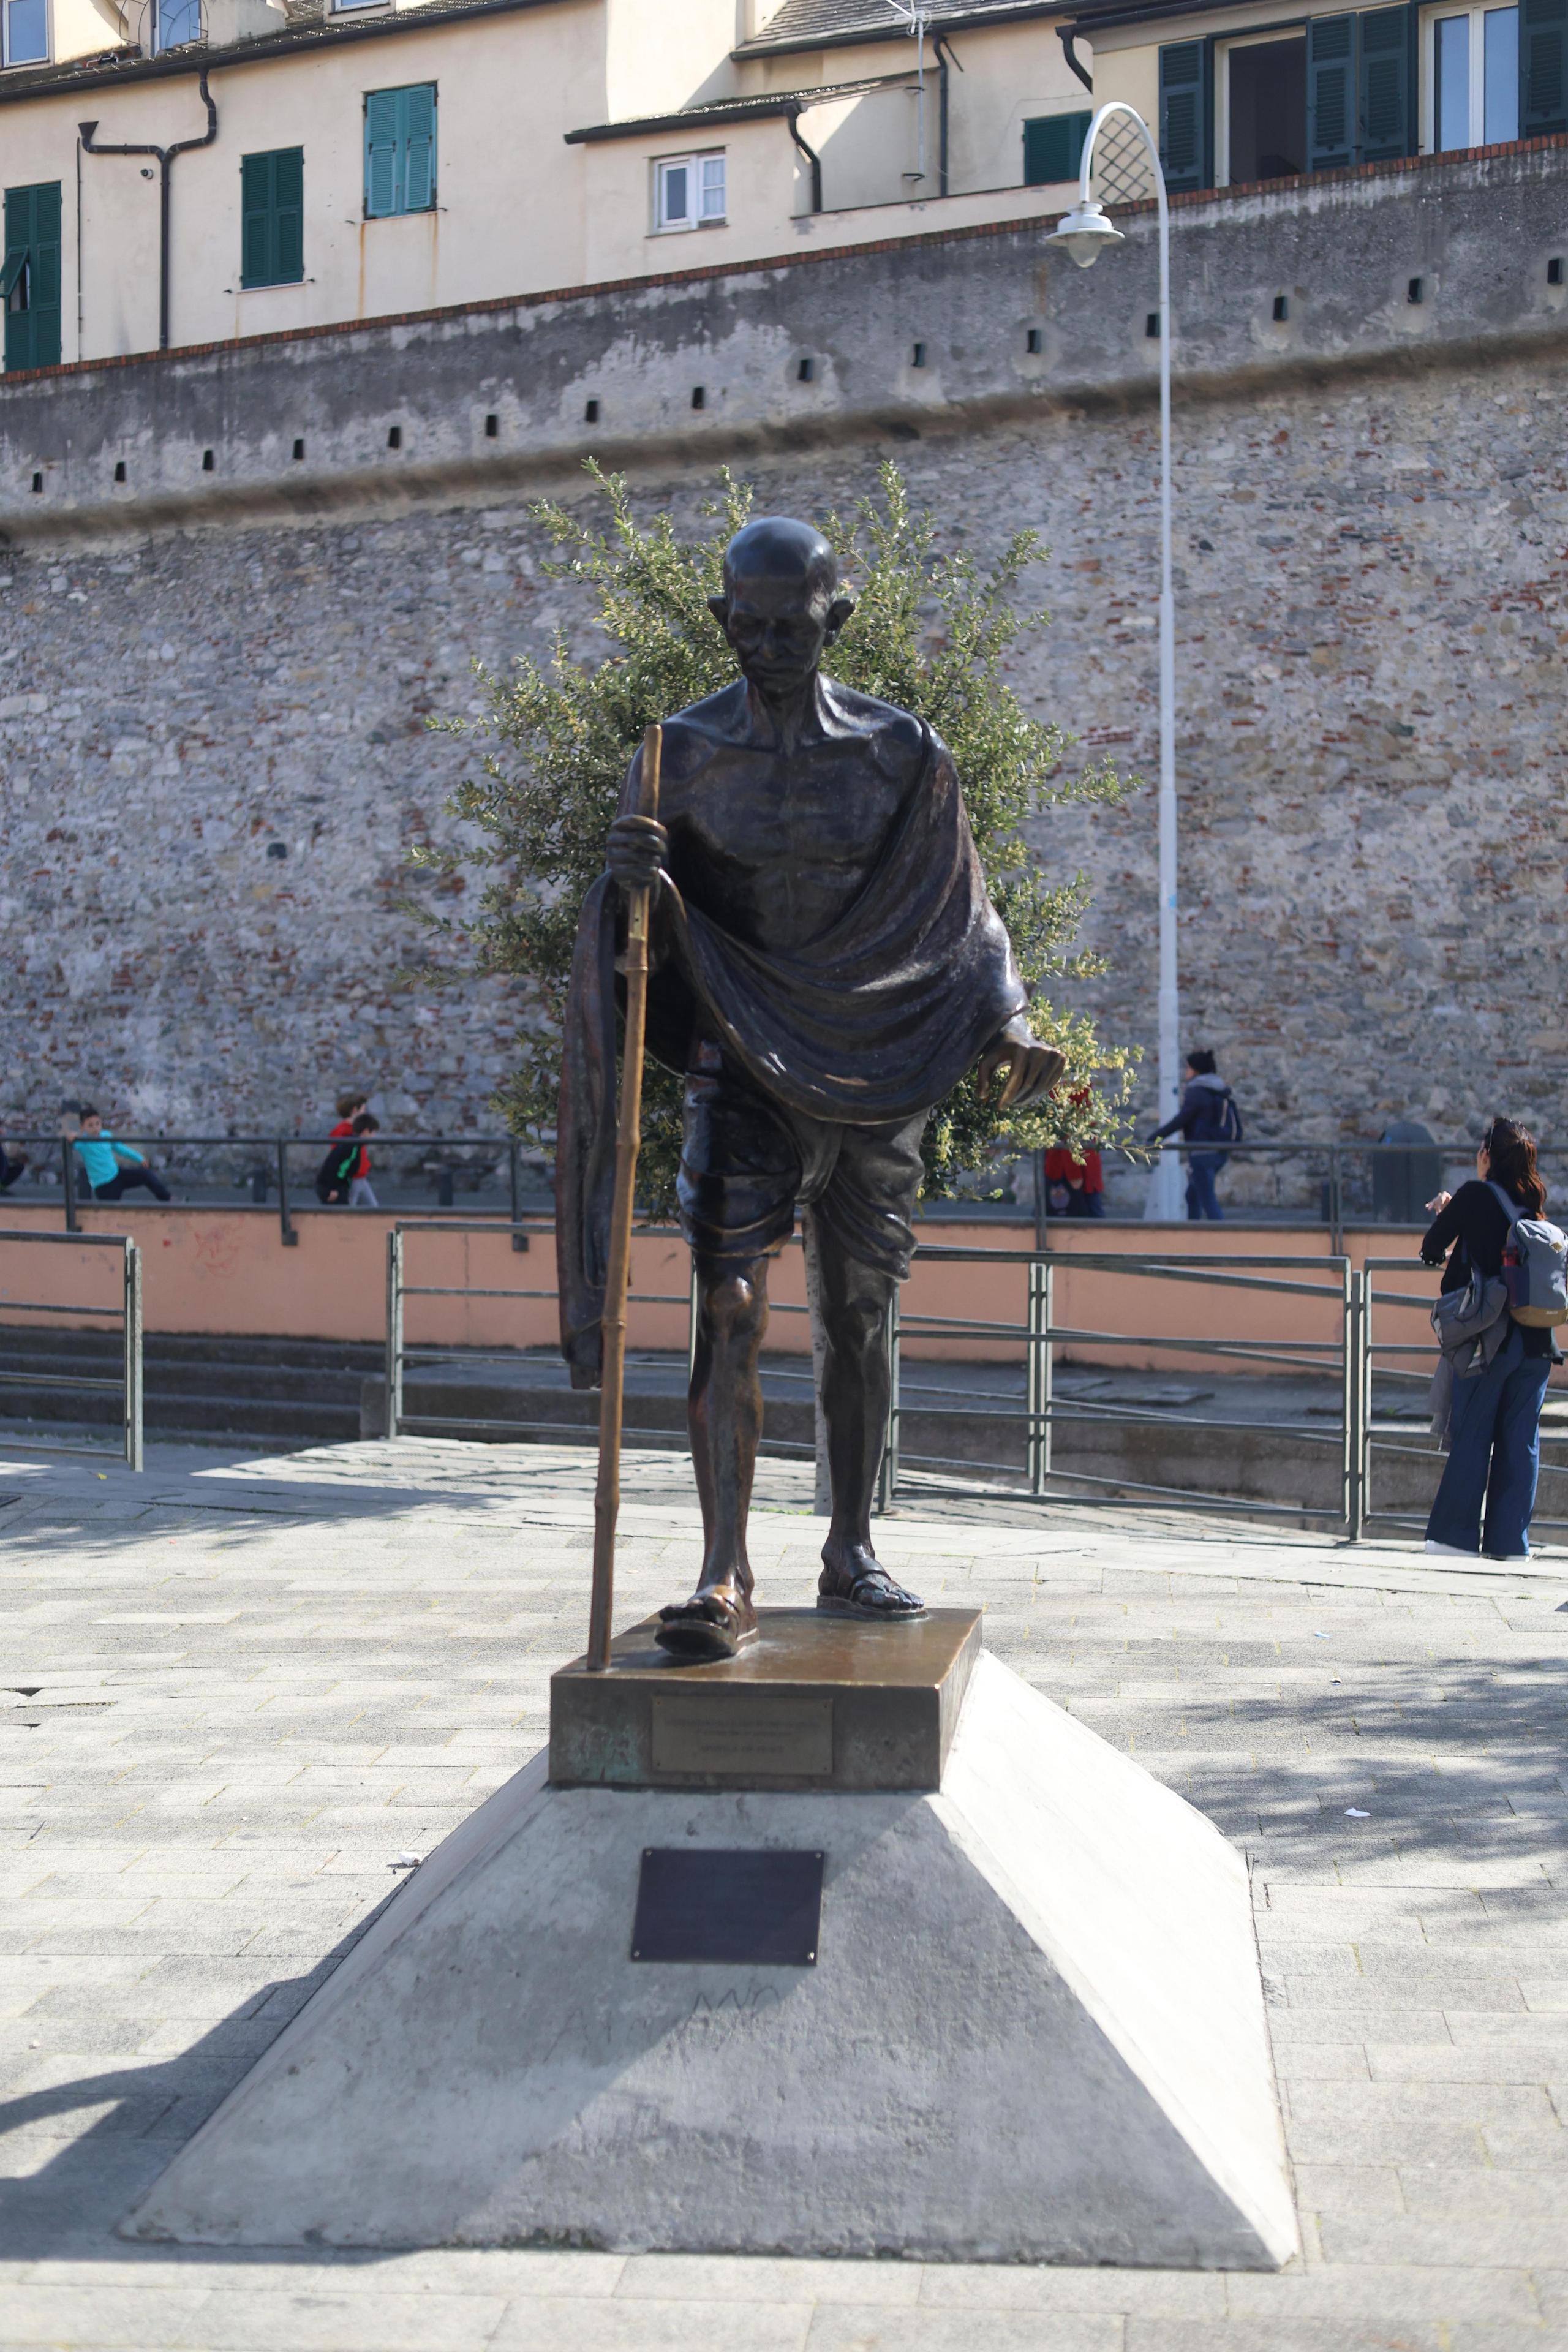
[1153,1073,1242,1147]
[1421,1179,1555,1360]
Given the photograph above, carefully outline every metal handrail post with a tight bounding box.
[1027,1259,1052,1493]
[1341,1256,1359,1538]
[385,1227,404,1439]
[122,1239,143,1472]
[509,1139,526,1251]
[61,1137,78,1233]
[1329,1146,1344,1255]
[1352,1264,1373,1534]
[276,1140,296,1246]
[877,1286,900,1514]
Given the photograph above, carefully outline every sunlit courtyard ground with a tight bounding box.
[2,1436,1566,2351]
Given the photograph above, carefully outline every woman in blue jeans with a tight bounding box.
[1421,1119,1559,1559]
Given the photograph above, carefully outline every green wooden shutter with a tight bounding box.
[403,85,435,212]
[4,183,61,371]
[273,147,303,283]
[241,151,273,287]
[365,90,401,218]
[1023,110,1090,186]
[1521,0,1568,132]
[1159,42,1211,193]
[241,149,303,288]
[1359,5,1413,160]
[1307,15,1357,170]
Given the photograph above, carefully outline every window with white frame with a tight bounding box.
[1427,2,1519,148]
[654,151,726,232]
[2,0,48,66]
[151,0,202,52]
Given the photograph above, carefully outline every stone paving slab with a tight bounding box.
[1,1435,1566,2350]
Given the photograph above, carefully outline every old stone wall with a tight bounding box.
[1,145,1564,1186]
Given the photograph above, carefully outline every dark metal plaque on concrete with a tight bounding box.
[650,1694,832,1780]
[630,1847,824,1966]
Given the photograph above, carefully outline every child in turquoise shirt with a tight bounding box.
[72,1109,172,1202]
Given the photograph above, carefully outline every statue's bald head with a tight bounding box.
[722,516,839,605]
[710,514,856,702]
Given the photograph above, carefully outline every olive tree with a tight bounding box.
[420,459,1137,1215]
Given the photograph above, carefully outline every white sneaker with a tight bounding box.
[1425,1540,1476,1557]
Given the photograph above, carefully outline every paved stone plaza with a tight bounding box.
[1,1434,1566,2349]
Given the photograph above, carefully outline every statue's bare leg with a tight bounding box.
[655,1251,769,1661]
[810,1213,925,1620]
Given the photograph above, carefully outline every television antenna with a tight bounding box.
[886,0,936,185]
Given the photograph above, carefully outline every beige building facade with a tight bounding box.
[4,0,1557,371]
[0,0,1103,369]
[1074,0,1567,195]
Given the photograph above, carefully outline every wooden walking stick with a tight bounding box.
[587,722,662,1672]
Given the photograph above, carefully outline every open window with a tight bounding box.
[1219,29,1308,183]
[1164,9,1419,189]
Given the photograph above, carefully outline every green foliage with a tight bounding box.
[421,461,1137,1210]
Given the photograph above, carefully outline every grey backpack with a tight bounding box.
[1488,1181,1568,1329]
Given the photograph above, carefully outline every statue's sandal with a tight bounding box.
[654,1591,758,1663]
[816,1567,927,1622]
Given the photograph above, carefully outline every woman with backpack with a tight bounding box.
[1420,1118,1566,1559]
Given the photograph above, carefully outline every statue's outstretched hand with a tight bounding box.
[606,814,668,895]
[976,1017,1066,1112]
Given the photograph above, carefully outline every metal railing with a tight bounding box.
[377,1224,1559,1542]
[382,1220,824,1454]
[4,1133,548,1248]
[1356,1255,1568,1534]
[1022,1137,1568,1250]
[0,1228,143,1469]
[6,1127,1562,1252]
[888,1246,1357,1528]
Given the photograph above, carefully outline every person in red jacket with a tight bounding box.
[1043,1089,1106,1218]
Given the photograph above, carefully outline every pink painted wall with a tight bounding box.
[0,1204,1462,1384]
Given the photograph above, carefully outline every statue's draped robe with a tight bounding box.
[556,720,1027,1387]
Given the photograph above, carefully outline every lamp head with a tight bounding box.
[1047,197,1125,270]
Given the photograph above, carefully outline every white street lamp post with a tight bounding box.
[1049,107,1183,1221]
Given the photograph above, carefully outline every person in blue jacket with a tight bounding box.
[1149,1050,1243,1220]
[70,1107,172,1202]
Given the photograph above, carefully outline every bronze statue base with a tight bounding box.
[549,1605,980,1794]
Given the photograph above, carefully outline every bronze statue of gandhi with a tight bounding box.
[557,516,1062,1663]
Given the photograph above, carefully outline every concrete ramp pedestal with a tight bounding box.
[124,1629,1297,2267]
